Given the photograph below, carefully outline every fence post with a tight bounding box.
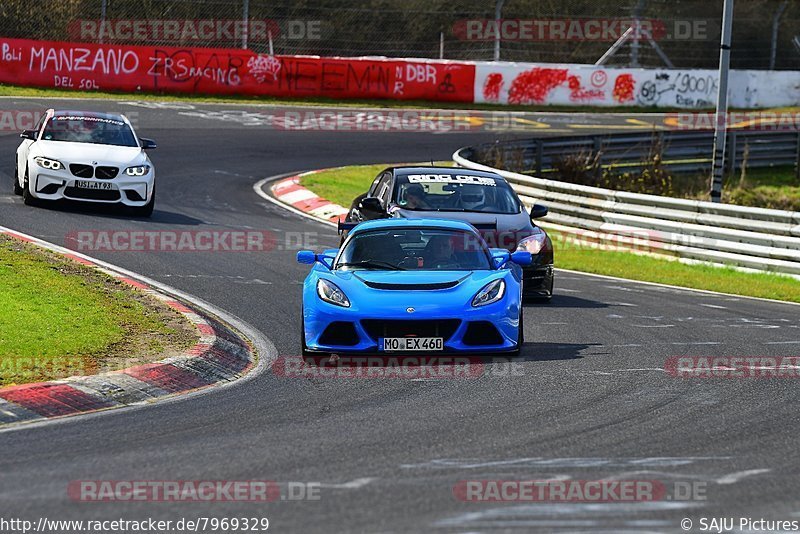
[241,0,250,49]
[727,131,737,177]
[795,131,800,181]
[99,0,107,44]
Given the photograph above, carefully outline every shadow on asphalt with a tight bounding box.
[526,294,610,309]
[33,200,206,225]
[517,342,601,361]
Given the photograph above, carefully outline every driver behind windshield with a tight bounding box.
[403,184,432,210]
[424,234,456,267]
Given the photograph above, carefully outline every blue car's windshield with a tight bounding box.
[336,228,491,271]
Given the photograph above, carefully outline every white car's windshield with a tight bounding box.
[395,174,520,214]
[337,228,492,271]
[42,116,138,147]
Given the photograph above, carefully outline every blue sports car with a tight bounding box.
[297,219,532,356]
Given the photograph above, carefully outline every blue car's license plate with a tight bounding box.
[380,337,443,351]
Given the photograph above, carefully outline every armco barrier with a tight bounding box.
[467,130,800,177]
[453,139,800,278]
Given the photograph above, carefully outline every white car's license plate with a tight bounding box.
[380,337,443,352]
[74,180,112,190]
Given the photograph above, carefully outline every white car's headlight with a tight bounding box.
[33,157,63,170]
[125,165,150,176]
[517,232,547,254]
[317,279,350,308]
[472,279,505,307]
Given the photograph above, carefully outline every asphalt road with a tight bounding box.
[1,98,799,533]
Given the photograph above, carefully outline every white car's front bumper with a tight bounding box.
[30,166,154,206]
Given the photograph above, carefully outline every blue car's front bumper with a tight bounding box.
[303,296,520,354]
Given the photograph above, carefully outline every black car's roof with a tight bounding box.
[392,166,505,180]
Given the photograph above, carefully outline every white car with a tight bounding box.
[14,109,157,217]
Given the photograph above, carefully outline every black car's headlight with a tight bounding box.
[33,156,63,170]
[517,232,547,254]
[125,165,150,176]
[317,279,350,308]
[472,279,505,307]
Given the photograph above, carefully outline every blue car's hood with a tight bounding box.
[327,269,504,305]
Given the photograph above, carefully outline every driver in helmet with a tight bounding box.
[459,184,490,211]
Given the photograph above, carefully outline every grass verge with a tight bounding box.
[0,235,197,386]
[0,83,735,114]
[298,163,800,303]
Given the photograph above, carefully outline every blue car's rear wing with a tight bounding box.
[337,220,358,235]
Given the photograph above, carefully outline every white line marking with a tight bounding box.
[317,477,377,489]
[556,288,581,293]
[765,341,800,345]
[716,469,771,485]
[631,324,675,328]
[700,303,728,309]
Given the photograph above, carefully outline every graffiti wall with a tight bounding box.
[474,62,800,108]
[1,38,798,108]
[0,38,475,102]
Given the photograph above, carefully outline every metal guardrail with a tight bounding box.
[453,130,800,278]
[464,129,800,178]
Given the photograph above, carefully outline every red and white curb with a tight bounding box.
[0,227,260,427]
[269,169,350,224]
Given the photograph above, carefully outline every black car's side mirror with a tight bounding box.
[530,204,548,219]
[358,196,384,214]
[140,137,157,149]
[19,130,37,141]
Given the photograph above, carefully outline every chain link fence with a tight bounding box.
[1,0,798,69]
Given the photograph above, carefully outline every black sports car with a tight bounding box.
[345,166,554,299]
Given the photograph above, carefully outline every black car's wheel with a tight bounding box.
[13,160,22,195]
[22,167,38,206]
[131,188,155,218]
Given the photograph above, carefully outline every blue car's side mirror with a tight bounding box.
[297,250,337,269]
[510,250,533,266]
[491,249,511,269]
[297,250,316,264]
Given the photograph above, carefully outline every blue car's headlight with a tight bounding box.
[33,156,63,170]
[472,279,505,307]
[125,165,150,176]
[317,279,350,308]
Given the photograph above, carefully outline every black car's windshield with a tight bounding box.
[336,228,492,271]
[394,173,520,214]
[42,116,138,147]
